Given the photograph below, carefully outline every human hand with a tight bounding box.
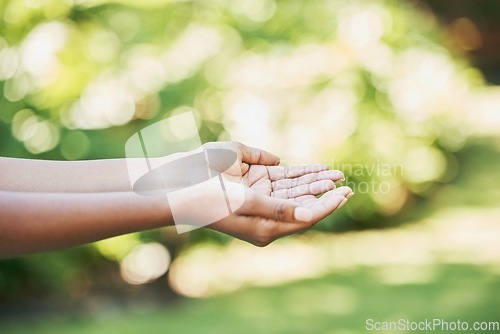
[201,142,354,246]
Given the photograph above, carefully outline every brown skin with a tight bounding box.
[0,142,353,258]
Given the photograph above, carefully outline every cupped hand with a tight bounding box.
[204,142,354,246]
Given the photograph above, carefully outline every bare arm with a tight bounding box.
[0,183,352,258]
[0,157,134,193]
[0,191,173,258]
[0,142,278,193]
[0,142,353,257]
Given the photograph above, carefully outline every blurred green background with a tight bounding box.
[1,0,500,333]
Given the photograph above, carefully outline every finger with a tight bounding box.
[330,185,353,197]
[267,164,329,181]
[239,192,313,223]
[272,179,335,199]
[233,142,280,166]
[272,170,344,190]
[226,187,354,247]
[246,187,354,243]
[308,186,354,222]
[294,194,317,205]
[295,186,353,204]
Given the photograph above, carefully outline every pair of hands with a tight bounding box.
[0,142,350,257]
[201,142,354,246]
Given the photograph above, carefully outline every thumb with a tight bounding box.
[232,142,280,166]
[240,192,313,223]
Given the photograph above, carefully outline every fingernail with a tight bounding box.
[294,207,313,222]
[346,191,355,199]
[338,198,348,209]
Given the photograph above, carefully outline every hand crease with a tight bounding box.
[266,166,273,195]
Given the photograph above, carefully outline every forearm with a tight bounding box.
[0,191,173,258]
[0,157,140,193]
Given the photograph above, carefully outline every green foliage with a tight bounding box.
[0,0,484,297]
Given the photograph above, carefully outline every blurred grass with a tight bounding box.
[1,137,500,334]
[1,264,499,334]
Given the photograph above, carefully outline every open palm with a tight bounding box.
[242,163,352,220]
[205,142,354,246]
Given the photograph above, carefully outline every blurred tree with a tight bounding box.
[0,0,484,297]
